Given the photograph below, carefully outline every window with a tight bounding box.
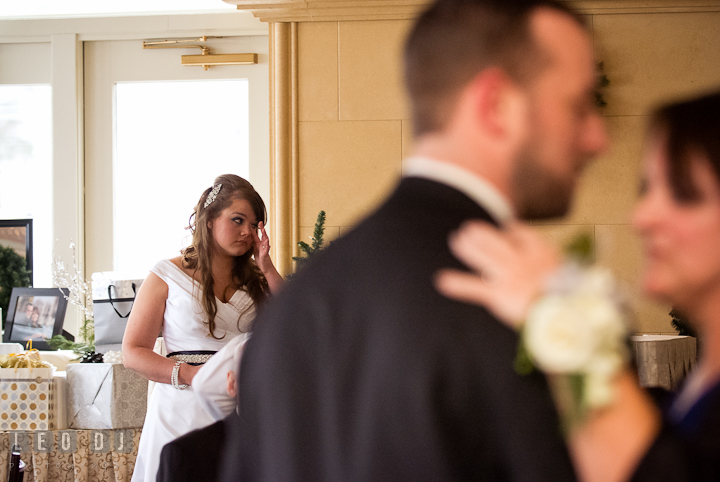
[113,80,250,274]
[0,85,52,287]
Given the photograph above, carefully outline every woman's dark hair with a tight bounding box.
[182,174,269,338]
[650,90,720,202]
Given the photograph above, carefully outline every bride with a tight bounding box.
[436,90,720,482]
[123,174,283,482]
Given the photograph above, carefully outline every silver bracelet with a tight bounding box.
[171,361,188,390]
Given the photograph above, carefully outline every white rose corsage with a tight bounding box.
[515,263,629,430]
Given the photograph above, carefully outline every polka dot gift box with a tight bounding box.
[0,367,56,431]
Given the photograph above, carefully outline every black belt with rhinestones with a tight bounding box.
[166,350,217,366]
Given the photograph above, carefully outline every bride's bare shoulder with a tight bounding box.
[169,256,196,279]
[169,256,183,268]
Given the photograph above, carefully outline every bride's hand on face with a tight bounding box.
[251,221,285,293]
[434,221,561,328]
[252,221,272,269]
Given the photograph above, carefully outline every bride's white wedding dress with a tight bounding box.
[131,259,255,482]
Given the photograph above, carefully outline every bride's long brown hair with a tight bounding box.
[181,174,269,338]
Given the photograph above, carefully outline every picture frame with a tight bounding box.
[0,219,33,285]
[3,288,69,350]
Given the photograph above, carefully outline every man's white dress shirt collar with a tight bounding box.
[403,156,514,224]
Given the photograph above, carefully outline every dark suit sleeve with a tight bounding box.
[155,419,228,482]
[630,425,692,482]
[156,440,186,482]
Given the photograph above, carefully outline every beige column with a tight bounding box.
[52,33,84,336]
[269,22,299,277]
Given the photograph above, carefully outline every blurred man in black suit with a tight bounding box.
[221,0,608,480]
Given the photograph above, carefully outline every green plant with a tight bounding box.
[0,244,31,330]
[293,210,327,271]
[47,317,95,356]
[595,61,610,108]
[564,231,595,265]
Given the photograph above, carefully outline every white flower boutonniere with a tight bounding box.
[517,264,629,430]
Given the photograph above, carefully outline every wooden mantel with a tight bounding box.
[224,0,720,23]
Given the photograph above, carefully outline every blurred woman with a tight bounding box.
[436,91,720,481]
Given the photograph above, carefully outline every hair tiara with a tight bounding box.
[204,183,222,208]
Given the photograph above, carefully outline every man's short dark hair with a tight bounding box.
[404,0,584,136]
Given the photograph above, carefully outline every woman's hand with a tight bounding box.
[435,221,561,328]
[252,221,272,268]
[178,363,201,386]
[251,221,285,294]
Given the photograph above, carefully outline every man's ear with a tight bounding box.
[227,371,237,398]
[468,67,528,142]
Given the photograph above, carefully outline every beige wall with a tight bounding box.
[294,12,720,334]
[296,20,413,241]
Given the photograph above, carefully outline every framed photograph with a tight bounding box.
[0,219,33,285]
[3,288,69,350]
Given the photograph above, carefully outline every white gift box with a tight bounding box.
[66,363,147,429]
